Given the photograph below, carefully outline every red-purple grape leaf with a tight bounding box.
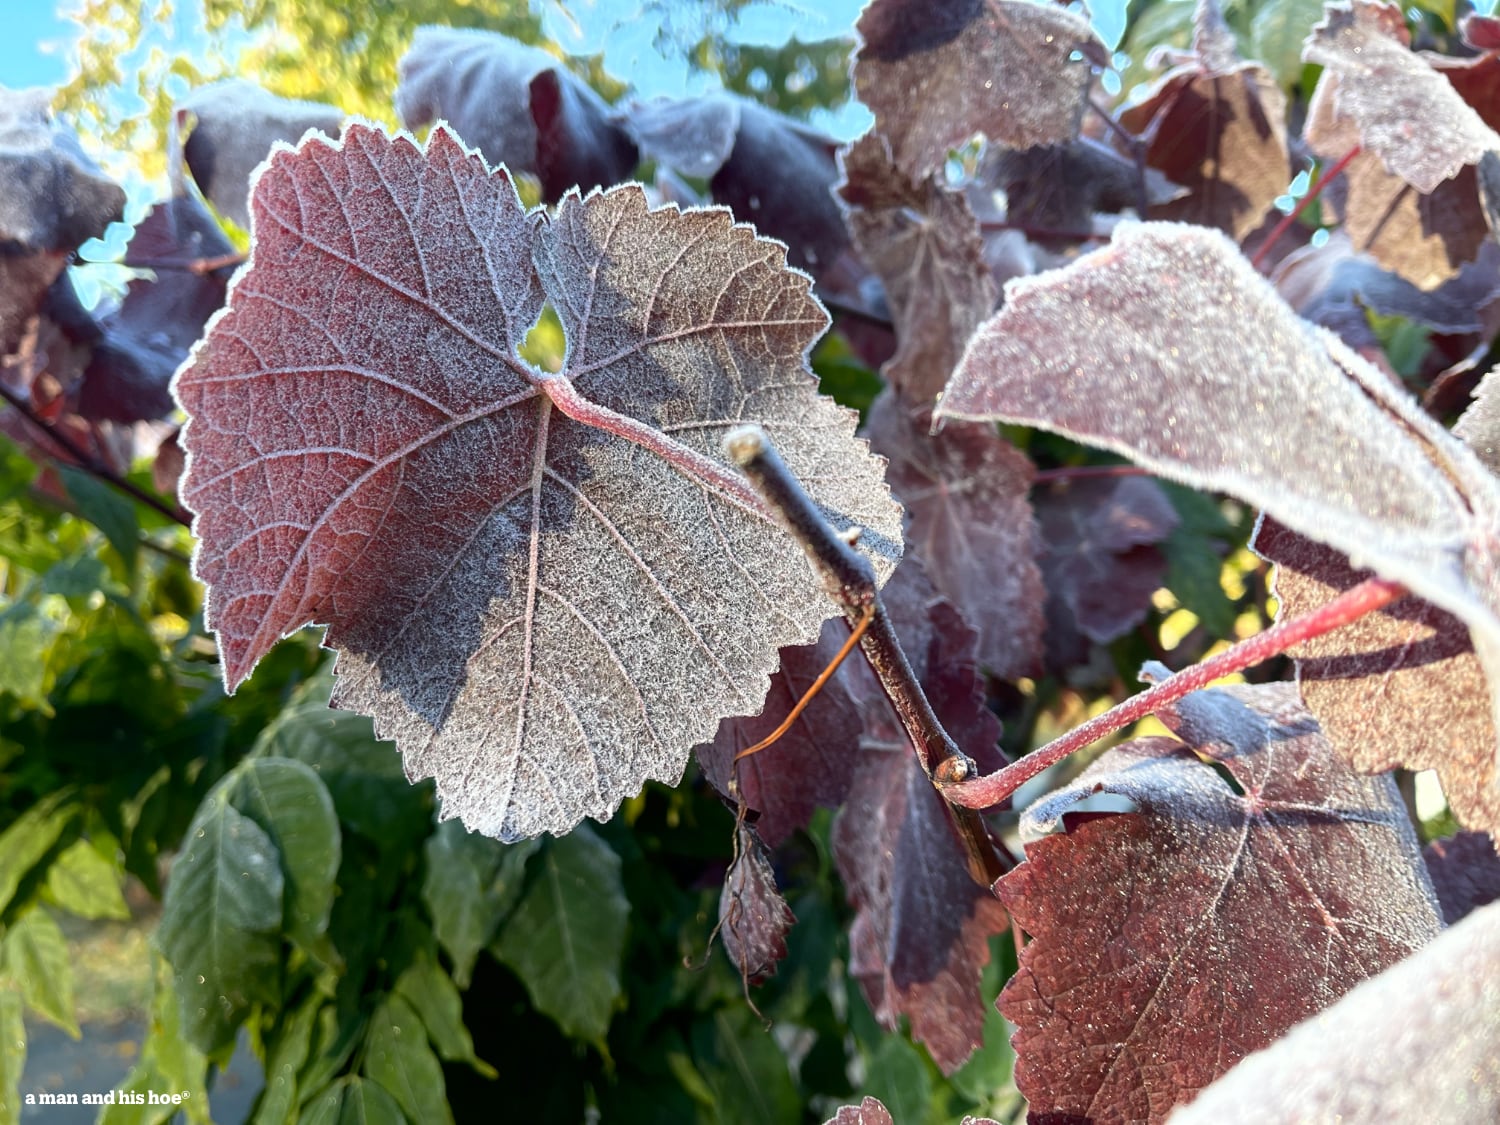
[836,133,997,403]
[623,95,851,280]
[824,1098,894,1125]
[1251,516,1500,840]
[718,820,795,985]
[862,390,1043,679]
[177,79,344,231]
[852,0,1107,180]
[172,123,903,841]
[1302,0,1500,194]
[1000,681,1441,1123]
[1033,475,1178,668]
[936,221,1500,782]
[834,561,1008,1075]
[1168,899,1500,1124]
[1305,73,1490,290]
[695,617,869,847]
[1118,0,1290,242]
[396,27,637,204]
[1424,831,1500,925]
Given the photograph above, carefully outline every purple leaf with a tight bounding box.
[853,0,1106,180]
[824,1098,894,1125]
[837,133,997,402]
[862,390,1044,679]
[177,79,344,230]
[1169,899,1500,1124]
[173,123,902,841]
[719,821,795,985]
[1001,682,1441,1122]
[1423,831,1500,925]
[396,26,636,204]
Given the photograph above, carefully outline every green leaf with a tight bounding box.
[57,465,139,575]
[102,956,211,1125]
[690,1007,800,1125]
[393,947,493,1076]
[43,837,129,920]
[862,1035,933,1125]
[156,794,284,1053]
[0,991,23,1125]
[0,599,62,712]
[301,1077,406,1125]
[228,758,341,957]
[0,791,76,916]
[0,906,79,1036]
[423,820,535,987]
[362,994,453,1125]
[253,996,321,1125]
[39,553,112,599]
[1250,0,1324,86]
[490,825,628,1045]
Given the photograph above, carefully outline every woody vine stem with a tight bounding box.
[726,425,1408,889]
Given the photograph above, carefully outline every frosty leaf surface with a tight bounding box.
[177,80,344,230]
[396,26,636,204]
[1302,0,1499,194]
[862,390,1043,679]
[824,1098,894,1125]
[1252,517,1500,839]
[1456,363,1500,476]
[853,0,1105,180]
[837,134,997,403]
[1424,831,1500,925]
[1168,899,1500,1124]
[173,122,902,841]
[1001,682,1441,1123]
[937,221,1500,753]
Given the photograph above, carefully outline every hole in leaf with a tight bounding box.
[1208,759,1246,796]
[519,303,567,372]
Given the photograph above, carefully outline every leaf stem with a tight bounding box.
[725,424,1005,886]
[122,251,246,275]
[940,573,1406,810]
[0,382,191,527]
[1250,146,1361,273]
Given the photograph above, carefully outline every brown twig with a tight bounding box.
[724,424,1006,887]
[940,574,1406,810]
[1250,146,1361,273]
[0,382,191,527]
[122,251,246,275]
[1089,96,1151,218]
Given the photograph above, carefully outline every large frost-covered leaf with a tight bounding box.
[853,0,1106,180]
[396,26,636,204]
[1168,899,1500,1124]
[937,221,1500,806]
[1001,682,1440,1123]
[173,123,902,841]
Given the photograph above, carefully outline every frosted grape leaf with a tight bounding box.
[837,134,998,403]
[177,80,344,231]
[1455,362,1500,476]
[862,390,1043,679]
[1168,900,1500,1124]
[396,27,636,204]
[824,1099,894,1125]
[853,0,1106,180]
[173,123,902,841]
[1302,0,1500,194]
[1118,0,1290,241]
[1252,516,1500,839]
[937,221,1500,803]
[1424,831,1500,924]
[1000,682,1440,1123]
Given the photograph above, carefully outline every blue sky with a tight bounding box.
[3,3,78,88]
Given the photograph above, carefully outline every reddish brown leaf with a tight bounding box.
[837,133,997,403]
[1252,516,1500,840]
[396,26,637,204]
[1303,0,1499,194]
[862,390,1043,679]
[853,0,1106,180]
[719,821,795,985]
[1000,682,1441,1123]
[824,1098,894,1125]
[1118,0,1289,241]
[174,123,902,841]
[1170,900,1500,1124]
[1424,831,1500,925]
[177,79,344,230]
[623,95,850,279]
[1463,13,1500,52]
[1306,74,1490,290]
